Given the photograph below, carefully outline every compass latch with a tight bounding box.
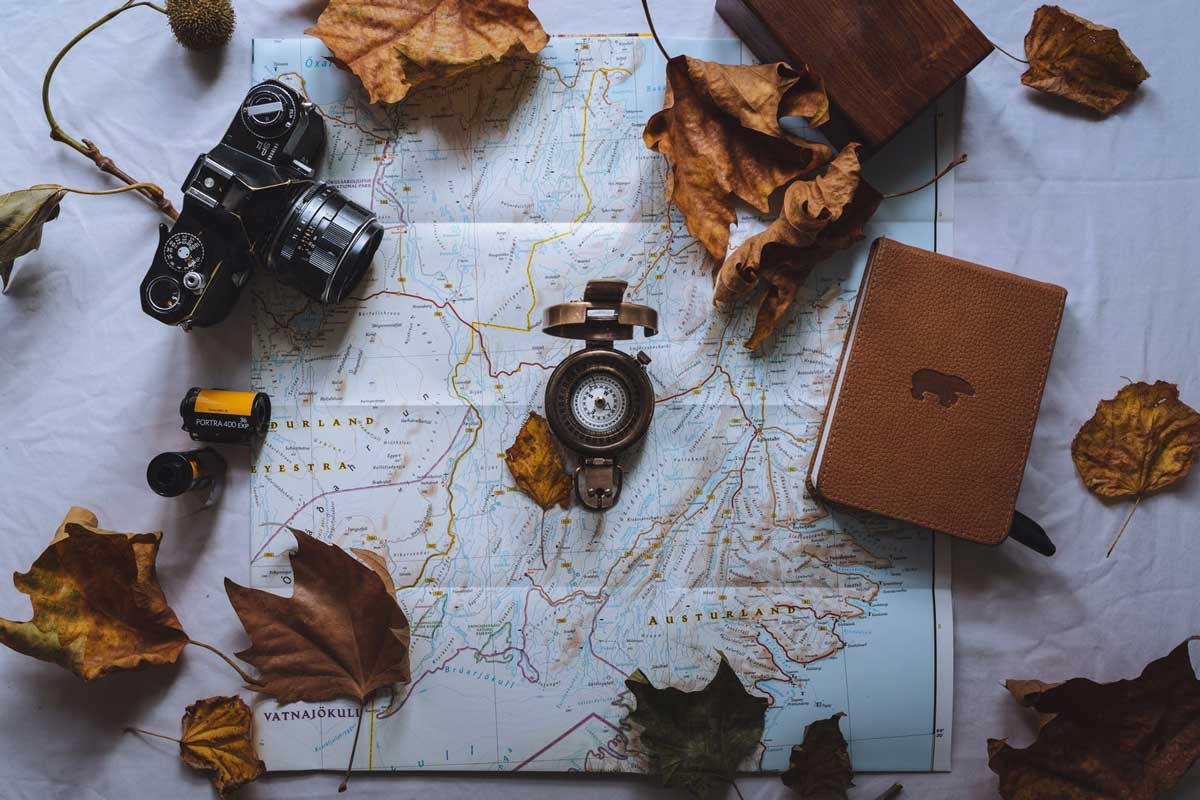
[575,458,623,511]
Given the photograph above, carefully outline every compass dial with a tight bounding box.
[569,373,629,435]
[163,232,205,273]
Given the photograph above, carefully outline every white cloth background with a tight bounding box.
[2,1,1198,798]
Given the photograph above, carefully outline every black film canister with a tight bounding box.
[180,387,271,444]
[147,448,226,497]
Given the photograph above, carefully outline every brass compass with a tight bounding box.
[543,279,658,511]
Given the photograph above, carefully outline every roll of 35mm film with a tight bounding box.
[180,387,271,444]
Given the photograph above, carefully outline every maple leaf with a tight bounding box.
[0,185,67,292]
[306,0,549,105]
[179,696,265,797]
[644,56,833,261]
[1022,5,1150,114]
[0,508,188,680]
[226,529,411,790]
[1071,381,1200,555]
[225,529,411,704]
[781,712,854,798]
[505,411,572,509]
[624,652,768,797]
[988,638,1200,800]
[715,144,882,348]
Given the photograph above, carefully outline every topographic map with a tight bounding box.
[249,35,953,775]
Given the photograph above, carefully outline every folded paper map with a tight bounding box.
[248,34,954,775]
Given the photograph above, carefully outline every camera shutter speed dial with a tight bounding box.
[163,232,205,272]
[240,83,299,139]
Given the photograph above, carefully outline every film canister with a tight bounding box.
[146,448,227,498]
[180,387,271,444]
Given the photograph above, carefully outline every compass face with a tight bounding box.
[545,349,653,456]
[569,373,629,435]
[163,232,205,273]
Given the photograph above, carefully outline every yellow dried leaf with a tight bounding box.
[716,144,881,348]
[1072,381,1200,554]
[1022,5,1150,114]
[0,185,67,292]
[0,509,188,680]
[179,696,265,797]
[644,56,833,261]
[505,411,571,509]
[306,0,549,105]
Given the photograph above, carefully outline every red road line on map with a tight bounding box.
[512,713,624,772]
[251,410,470,563]
[352,289,552,379]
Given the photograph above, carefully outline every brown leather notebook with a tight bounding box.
[807,238,1067,545]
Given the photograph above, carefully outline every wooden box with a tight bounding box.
[716,0,993,151]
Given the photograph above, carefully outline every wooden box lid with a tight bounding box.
[716,0,993,151]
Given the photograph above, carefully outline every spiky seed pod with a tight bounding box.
[166,0,235,51]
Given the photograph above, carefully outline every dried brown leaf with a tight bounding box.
[625,652,768,797]
[225,529,411,704]
[1071,381,1200,553]
[716,144,881,348]
[781,712,854,798]
[306,0,549,105]
[644,56,833,261]
[505,411,572,509]
[0,185,66,292]
[0,508,188,680]
[989,638,1200,800]
[179,696,265,798]
[351,547,397,596]
[1022,5,1150,114]
[1072,381,1200,499]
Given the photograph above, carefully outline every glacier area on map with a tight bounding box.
[248,34,954,776]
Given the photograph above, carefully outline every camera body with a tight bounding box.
[140,80,382,328]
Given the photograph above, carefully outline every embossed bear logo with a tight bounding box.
[911,368,975,408]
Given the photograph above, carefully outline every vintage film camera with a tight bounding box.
[140,80,383,328]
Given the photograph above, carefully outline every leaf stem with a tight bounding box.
[52,182,168,198]
[339,699,367,792]
[124,726,181,743]
[874,783,904,800]
[640,0,671,61]
[881,154,968,200]
[185,639,262,686]
[1106,495,1141,558]
[42,1,178,219]
[990,39,1030,65]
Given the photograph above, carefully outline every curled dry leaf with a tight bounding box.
[988,637,1200,800]
[0,185,67,292]
[1071,381,1200,554]
[716,144,881,348]
[625,652,768,797]
[781,712,854,798]
[1022,5,1150,114]
[225,529,411,704]
[505,411,572,509]
[179,696,265,797]
[0,508,187,680]
[306,0,549,105]
[644,56,833,261]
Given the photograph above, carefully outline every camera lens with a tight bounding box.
[270,183,383,304]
